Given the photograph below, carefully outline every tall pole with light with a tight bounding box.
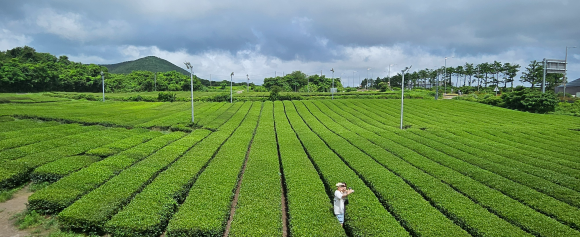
[101,71,105,102]
[247,74,249,92]
[564,46,577,96]
[367,68,371,90]
[435,68,440,100]
[230,72,234,103]
[331,68,335,100]
[184,62,195,123]
[353,71,356,88]
[400,65,412,129]
[444,56,453,94]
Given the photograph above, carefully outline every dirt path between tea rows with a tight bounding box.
[0,188,33,237]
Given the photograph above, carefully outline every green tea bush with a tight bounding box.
[166,104,261,237]
[106,103,252,237]
[272,101,346,237]
[28,132,185,214]
[58,131,206,233]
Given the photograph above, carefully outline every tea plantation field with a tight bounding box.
[1,99,579,236]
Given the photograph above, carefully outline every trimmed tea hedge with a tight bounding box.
[104,102,253,236]
[312,100,530,236]
[272,101,346,237]
[297,101,471,237]
[283,101,409,237]
[166,102,262,237]
[229,101,283,236]
[28,132,186,214]
[30,155,103,183]
[0,127,134,189]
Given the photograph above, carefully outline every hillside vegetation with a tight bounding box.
[101,56,190,75]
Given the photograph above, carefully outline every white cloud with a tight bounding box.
[35,8,130,42]
[67,54,109,64]
[113,44,544,86]
[0,29,33,51]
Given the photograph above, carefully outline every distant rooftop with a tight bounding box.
[556,78,580,88]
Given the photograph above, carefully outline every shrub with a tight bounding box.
[502,86,558,113]
[269,85,281,101]
[157,92,176,102]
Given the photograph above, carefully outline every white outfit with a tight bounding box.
[334,190,345,215]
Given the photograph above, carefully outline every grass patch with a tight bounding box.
[0,184,25,202]
[11,210,91,236]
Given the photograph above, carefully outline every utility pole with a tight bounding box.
[352,71,356,88]
[331,68,335,100]
[542,59,546,93]
[247,74,249,92]
[564,46,577,96]
[184,62,195,123]
[210,74,211,87]
[444,56,453,94]
[401,65,412,129]
[367,68,370,90]
[435,69,439,100]
[230,72,234,103]
[101,71,105,102]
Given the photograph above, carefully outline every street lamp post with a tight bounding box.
[331,68,335,100]
[247,74,249,92]
[353,71,356,88]
[101,71,105,102]
[564,46,577,96]
[401,66,412,130]
[184,62,195,123]
[230,72,234,103]
[435,68,440,100]
[367,68,371,90]
[444,56,453,94]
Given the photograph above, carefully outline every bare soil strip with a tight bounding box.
[222,107,261,237]
[0,186,33,237]
[274,112,289,237]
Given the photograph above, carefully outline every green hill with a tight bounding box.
[101,56,189,75]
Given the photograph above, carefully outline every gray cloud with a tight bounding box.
[0,0,578,82]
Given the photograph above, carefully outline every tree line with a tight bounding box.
[0,46,216,93]
[360,61,563,93]
[263,71,345,92]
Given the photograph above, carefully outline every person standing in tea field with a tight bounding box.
[334,182,354,227]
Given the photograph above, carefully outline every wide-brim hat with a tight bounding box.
[336,182,346,187]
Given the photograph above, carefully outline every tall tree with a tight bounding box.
[520,60,542,88]
[464,63,474,87]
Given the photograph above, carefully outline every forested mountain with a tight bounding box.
[0,46,203,93]
[101,56,190,75]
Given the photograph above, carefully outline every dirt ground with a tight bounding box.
[0,188,33,237]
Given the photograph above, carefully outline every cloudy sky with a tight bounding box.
[1,0,579,85]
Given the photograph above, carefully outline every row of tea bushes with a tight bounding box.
[28,132,185,214]
[104,102,253,236]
